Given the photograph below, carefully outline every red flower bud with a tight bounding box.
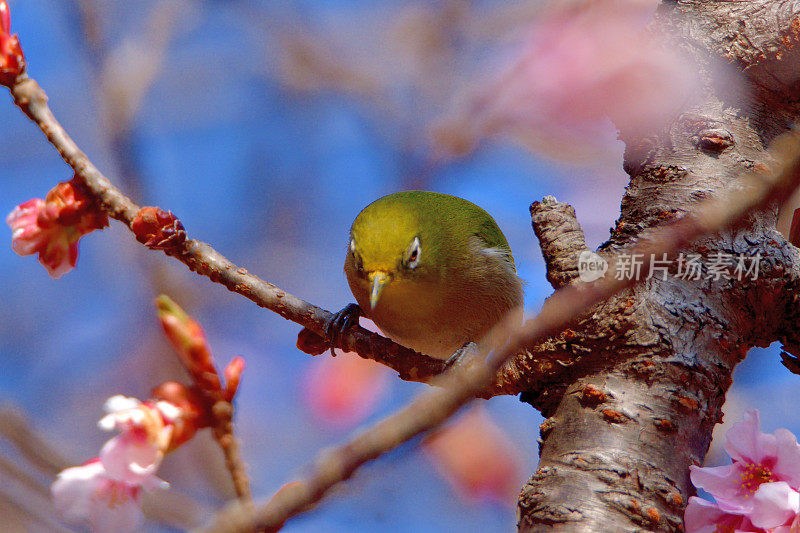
[42,178,108,230]
[0,0,25,87]
[131,207,186,251]
[156,295,214,376]
[223,356,245,402]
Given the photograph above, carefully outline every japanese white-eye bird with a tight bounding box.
[327,191,524,360]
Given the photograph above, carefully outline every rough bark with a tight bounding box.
[516,1,800,531]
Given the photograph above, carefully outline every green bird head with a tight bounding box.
[346,193,430,309]
[344,191,516,308]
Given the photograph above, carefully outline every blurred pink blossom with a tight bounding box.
[7,178,108,278]
[98,395,180,486]
[51,459,165,533]
[302,349,390,427]
[423,406,524,505]
[434,0,712,160]
[51,395,182,530]
[302,319,390,427]
[686,410,800,532]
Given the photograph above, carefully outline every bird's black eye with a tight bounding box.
[405,237,421,270]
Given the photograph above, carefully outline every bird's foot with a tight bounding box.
[324,303,362,356]
[443,342,481,371]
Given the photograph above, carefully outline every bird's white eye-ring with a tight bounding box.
[405,237,421,269]
[349,239,356,254]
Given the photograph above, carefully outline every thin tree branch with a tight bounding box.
[156,295,253,503]
[5,70,597,397]
[197,131,800,532]
[2,70,621,399]
[6,74,447,385]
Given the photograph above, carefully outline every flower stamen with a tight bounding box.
[739,463,774,496]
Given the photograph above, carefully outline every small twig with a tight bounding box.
[156,296,252,503]
[209,400,251,503]
[199,133,800,532]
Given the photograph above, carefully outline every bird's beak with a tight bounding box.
[368,271,391,309]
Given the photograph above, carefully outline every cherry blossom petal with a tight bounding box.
[7,198,45,256]
[683,496,761,533]
[773,428,800,484]
[770,514,800,533]
[154,400,182,423]
[690,464,743,507]
[100,430,164,485]
[749,482,800,529]
[38,236,78,278]
[104,395,142,413]
[725,410,777,466]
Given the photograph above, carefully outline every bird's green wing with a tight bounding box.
[474,216,512,252]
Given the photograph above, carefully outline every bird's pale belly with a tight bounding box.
[355,279,521,359]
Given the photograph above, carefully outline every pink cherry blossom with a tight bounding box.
[686,411,800,532]
[98,395,180,486]
[6,198,78,278]
[690,411,800,515]
[51,395,186,531]
[423,407,524,505]
[51,459,162,533]
[686,484,800,532]
[7,178,108,278]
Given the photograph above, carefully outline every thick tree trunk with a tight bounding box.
[516,1,800,531]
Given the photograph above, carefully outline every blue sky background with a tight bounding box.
[0,1,797,531]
